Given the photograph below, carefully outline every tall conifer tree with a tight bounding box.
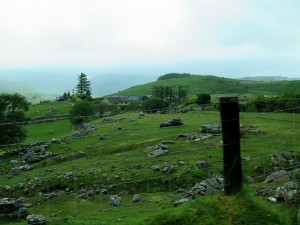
[75,73,92,96]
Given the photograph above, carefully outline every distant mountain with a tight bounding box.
[108,75,300,96]
[0,79,58,103]
[239,76,299,82]
[0,79,37,93]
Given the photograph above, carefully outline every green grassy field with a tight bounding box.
[25,102,72,119]
[0,106,299,224]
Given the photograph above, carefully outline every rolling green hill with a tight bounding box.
[107,75,300,96]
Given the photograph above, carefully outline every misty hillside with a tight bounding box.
[0,79,36,93]
[0,79,59,103]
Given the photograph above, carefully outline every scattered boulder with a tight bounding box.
[16,207,30,219]
[178,176,224,198]
[195,161,211,169]
[245,176,255,183]
[12,165,34,173]
[161,140,175,145]
[195,134,214,142]
[132,194,142,203]
[264,170,290,183]
[160,118,183,128]
[10,160,19,166]
[173,198,190,207]
[109,195,121,207]
[53,155,65,162]
[148,145,169,158]
[161,165,175,174]
[0,198,21,214]
[178,132,213,142]
[71,151,86,158]
[200,124,221,134]
[255,187,274,196]
[270,151,298,169]
[26,214,46,225]
[0,198,29,219]
[23,152,44,163]
[151,165,161,171]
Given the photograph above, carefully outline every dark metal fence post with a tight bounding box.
[220,97,243,195]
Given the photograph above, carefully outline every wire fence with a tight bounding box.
[0,104,299,224]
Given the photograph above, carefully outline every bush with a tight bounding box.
[142,97,168,113]
[69,100,95,125]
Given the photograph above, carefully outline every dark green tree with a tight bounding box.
[178,86,188,103]
[197,94,211,104]
[69,100,95,126]
[95,100,109,117]
[142,97,168,113]
[0,93,30,145]
[75,73,92,97]
[152,85,164,99]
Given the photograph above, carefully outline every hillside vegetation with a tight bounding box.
[109,75,300,97]
[0,101,299,224]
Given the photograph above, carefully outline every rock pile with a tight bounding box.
[270,151,298,169]
[178,132,214,142]
[174,176,224,206]
[257,168,299,204]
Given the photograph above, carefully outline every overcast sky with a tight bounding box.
[1,0,300,81]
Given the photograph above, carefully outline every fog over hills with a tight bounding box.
[1,70,299,100]
[0,73,156,98]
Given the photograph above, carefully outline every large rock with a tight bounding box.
[23,152,44,163]
[132,194,142,203]
[148,145,169,158]
[109,195,121,207]
[160,118,183,128]
[0,198,20,214]
[16,207,30,219]
[200,124,221,134]
[173,198,190,207]
[26,214,46,225]
[264,170,290,183]
[195,161,211,169]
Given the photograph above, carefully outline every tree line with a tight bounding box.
[157,73,192,81]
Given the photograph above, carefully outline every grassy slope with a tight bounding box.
[0,103,299,224]
[108,75,300,97]
[25,102,72,119]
